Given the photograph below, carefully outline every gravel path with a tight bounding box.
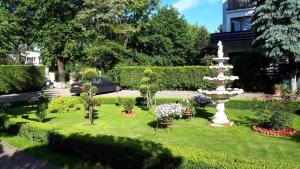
[0,89,271,104]
[0,143,60,169]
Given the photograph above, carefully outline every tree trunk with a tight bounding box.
[89,85,93,125]
[288,56,297,92]
[290,71,297,92]
[57,59,65,82]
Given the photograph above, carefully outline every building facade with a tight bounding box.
[211,0,256,58]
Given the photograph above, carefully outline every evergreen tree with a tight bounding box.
[252,0,300,91]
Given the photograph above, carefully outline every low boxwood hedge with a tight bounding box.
[18,123,54,144]
[94,96,186,106]
[0,65,45,94]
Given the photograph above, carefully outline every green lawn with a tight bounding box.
[1,104,300,169]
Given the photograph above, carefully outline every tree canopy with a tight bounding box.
[0,1,212,80]
[252,0,300,91]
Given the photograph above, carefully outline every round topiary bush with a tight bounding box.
[47,96,87,113]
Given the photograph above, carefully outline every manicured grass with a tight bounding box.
[2,104,300,168]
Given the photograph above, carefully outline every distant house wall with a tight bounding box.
[24,51,41,65]
[224,8,254,32]
[223,0,255,32]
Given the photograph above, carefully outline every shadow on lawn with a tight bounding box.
[26,117,57,123]
[194,108,214,120]
[46,133,182,169]
[5,105,36,117]
[234,116,258,127]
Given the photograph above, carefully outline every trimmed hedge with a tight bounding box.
[18,123,54,144]
[226,100,300,113]
[116,66,215,90]
[0,65,45,94]
[48,133,182,169]
[94,96,186,106]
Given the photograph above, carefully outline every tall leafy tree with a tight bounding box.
[78,0,160,72]
[31,0,84,81]
[135,7,192,66]
[0,0,32,64]
[187,24,211,65]
[252,0,300,91]
[0,6,20,63]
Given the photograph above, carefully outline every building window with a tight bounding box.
[231,17,251,32]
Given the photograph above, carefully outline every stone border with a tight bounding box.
[252,125,297,137]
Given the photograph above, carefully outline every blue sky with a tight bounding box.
[160,0,223,33]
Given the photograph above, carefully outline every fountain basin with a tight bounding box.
[213,57,230,62]
[209,65,233,72]
[198,88,244,100]
[203,76,239,85]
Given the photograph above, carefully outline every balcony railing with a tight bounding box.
[227,0,256,10]
[210,30,254,47]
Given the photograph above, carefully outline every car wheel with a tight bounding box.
[116,86,121,92]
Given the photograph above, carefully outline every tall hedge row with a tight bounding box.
[117,66,214,90]
[0,65,45,94]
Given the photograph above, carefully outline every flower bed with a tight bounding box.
[252,125,297,137]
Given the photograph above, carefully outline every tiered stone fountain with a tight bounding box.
[199,41,243,127]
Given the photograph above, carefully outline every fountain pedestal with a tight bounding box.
[199,41,243,127]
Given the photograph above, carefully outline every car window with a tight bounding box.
[92,77,102,84]
[100,77,111,83]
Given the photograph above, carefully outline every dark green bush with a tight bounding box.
[18,123,54,144]
[48,133,182,169]
[0,65,45,94]
[47,96,86,113]
[116,66,214,90]
[252,100,295,130]
[121,98,135,113]
[36,92,50,122]
[0,113,9,131]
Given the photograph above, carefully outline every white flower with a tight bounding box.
[155,103,184,119]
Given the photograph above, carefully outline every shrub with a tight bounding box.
[117,66,214,90]
[36,91,50,122]
[47,96,85,113]
[18,123,54,144]
[36,104,47,122]
[0,65,45,94]
[121,99,135,113]
[48,133,181,169]
[139,69,160,108]
[191,95,212,108]
[252,100,295,130]
[82,68,100,125]
[0,113,9,131]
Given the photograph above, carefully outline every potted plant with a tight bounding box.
[122,99,135,114]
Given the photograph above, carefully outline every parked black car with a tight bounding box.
[70,77,121,95]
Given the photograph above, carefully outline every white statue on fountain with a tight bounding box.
[198,41,243,127]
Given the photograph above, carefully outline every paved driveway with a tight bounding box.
[0,143,60,169]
